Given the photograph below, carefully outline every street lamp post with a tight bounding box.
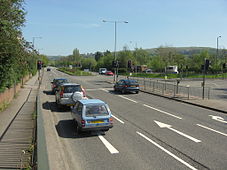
[32,36,42,50]
[216,35,221,68]
[103,20,128,82]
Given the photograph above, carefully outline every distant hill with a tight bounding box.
[145,47,218,56]
[47,56,63,60]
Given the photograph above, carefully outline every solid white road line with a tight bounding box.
[143,104,182,120]
[136,132,198,170]
[197,124,227,137]
[112,115,125,124]
[119,95,138,103]
[98,135,119,154]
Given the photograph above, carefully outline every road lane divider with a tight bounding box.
[98,135,119,154]
[112,115,125,124]
[143,104,182,120]
[197,124,227,137]
[154,121,201,143]
[118,95,138,103]
[136,131,198,170]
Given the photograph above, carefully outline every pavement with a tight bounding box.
[0,73,39,169]
[0,72,226,169]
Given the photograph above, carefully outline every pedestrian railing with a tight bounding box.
[129,77,210,100]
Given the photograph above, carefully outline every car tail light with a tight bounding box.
[81,120,85,127]
[109,117,113,124]
[124,85,128,88]
[136,85,139,87]
[60,91,64,98]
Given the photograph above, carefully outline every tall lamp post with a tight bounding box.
[102,20,128,82]
[216,35,221,68]
[32,36,42,50]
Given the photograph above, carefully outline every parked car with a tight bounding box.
[51,78,69,94]
[47,67,51,71]
[105,71,114,76]
[55,83,87,108]
[71,99,113,133]
[114,79,140,94]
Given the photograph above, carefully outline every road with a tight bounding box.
[40,68,227,170]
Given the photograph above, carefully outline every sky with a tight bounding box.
[22,0,227,56]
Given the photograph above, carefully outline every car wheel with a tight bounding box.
[121,89,125,94]
[136,91,139,94]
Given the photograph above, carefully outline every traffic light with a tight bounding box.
[37,60,42,70]
[128,60,132,69]
[204,59,210,71]
[112,60,119,68]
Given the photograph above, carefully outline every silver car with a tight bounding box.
[55,83,87,108]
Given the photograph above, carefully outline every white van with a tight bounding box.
[99,68,107,74]
[165,66,178,74]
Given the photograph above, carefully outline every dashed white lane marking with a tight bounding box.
[112,115,125,124]
[119,95,138,103]
[197,124,227,137]
[98,135,119,154]
[143,104,182,120]
[136,132,198,170]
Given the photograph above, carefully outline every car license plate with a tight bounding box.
[90,120,104,123]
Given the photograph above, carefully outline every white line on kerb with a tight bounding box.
[119,95,138,103]
[197,124,227,137]
[143,104,182,120]
[136,132,198,170]
[98,135,119,154]
[112,115,125,124]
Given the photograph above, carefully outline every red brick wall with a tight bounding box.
[0,74,31,105]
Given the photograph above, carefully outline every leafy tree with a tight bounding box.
[94,51,103,61]
[81,57,97,70]
[133,48,150,65]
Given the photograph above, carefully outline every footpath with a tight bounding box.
[0,74,39,169]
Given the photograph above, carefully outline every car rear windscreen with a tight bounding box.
[63,85,81,93]
[85,104,109,117]
[125,80,138,85]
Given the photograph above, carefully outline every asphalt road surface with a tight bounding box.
[40,68,227,170]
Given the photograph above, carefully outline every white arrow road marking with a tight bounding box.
[101,88,109,92]
[119,95,138,103]
[143,104,182,120]
[136,132,198,170]
[154,121,201,143]
[197,124,227,137]
[98,135,119,154]
[209,115,227,124]
[112,115,125,124]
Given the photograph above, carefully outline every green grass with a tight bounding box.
[129,72,227,79]
[58,68,93,76]
[0,101,10,112]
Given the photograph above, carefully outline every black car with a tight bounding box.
[114,79,140,94]
[51,78,69,94]
[47,68,51,71]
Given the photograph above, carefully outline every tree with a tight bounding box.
[133,48,150,65]
[94,51,103,61]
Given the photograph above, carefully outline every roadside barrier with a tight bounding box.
[130,77,210,100]
[37,93,49,170]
